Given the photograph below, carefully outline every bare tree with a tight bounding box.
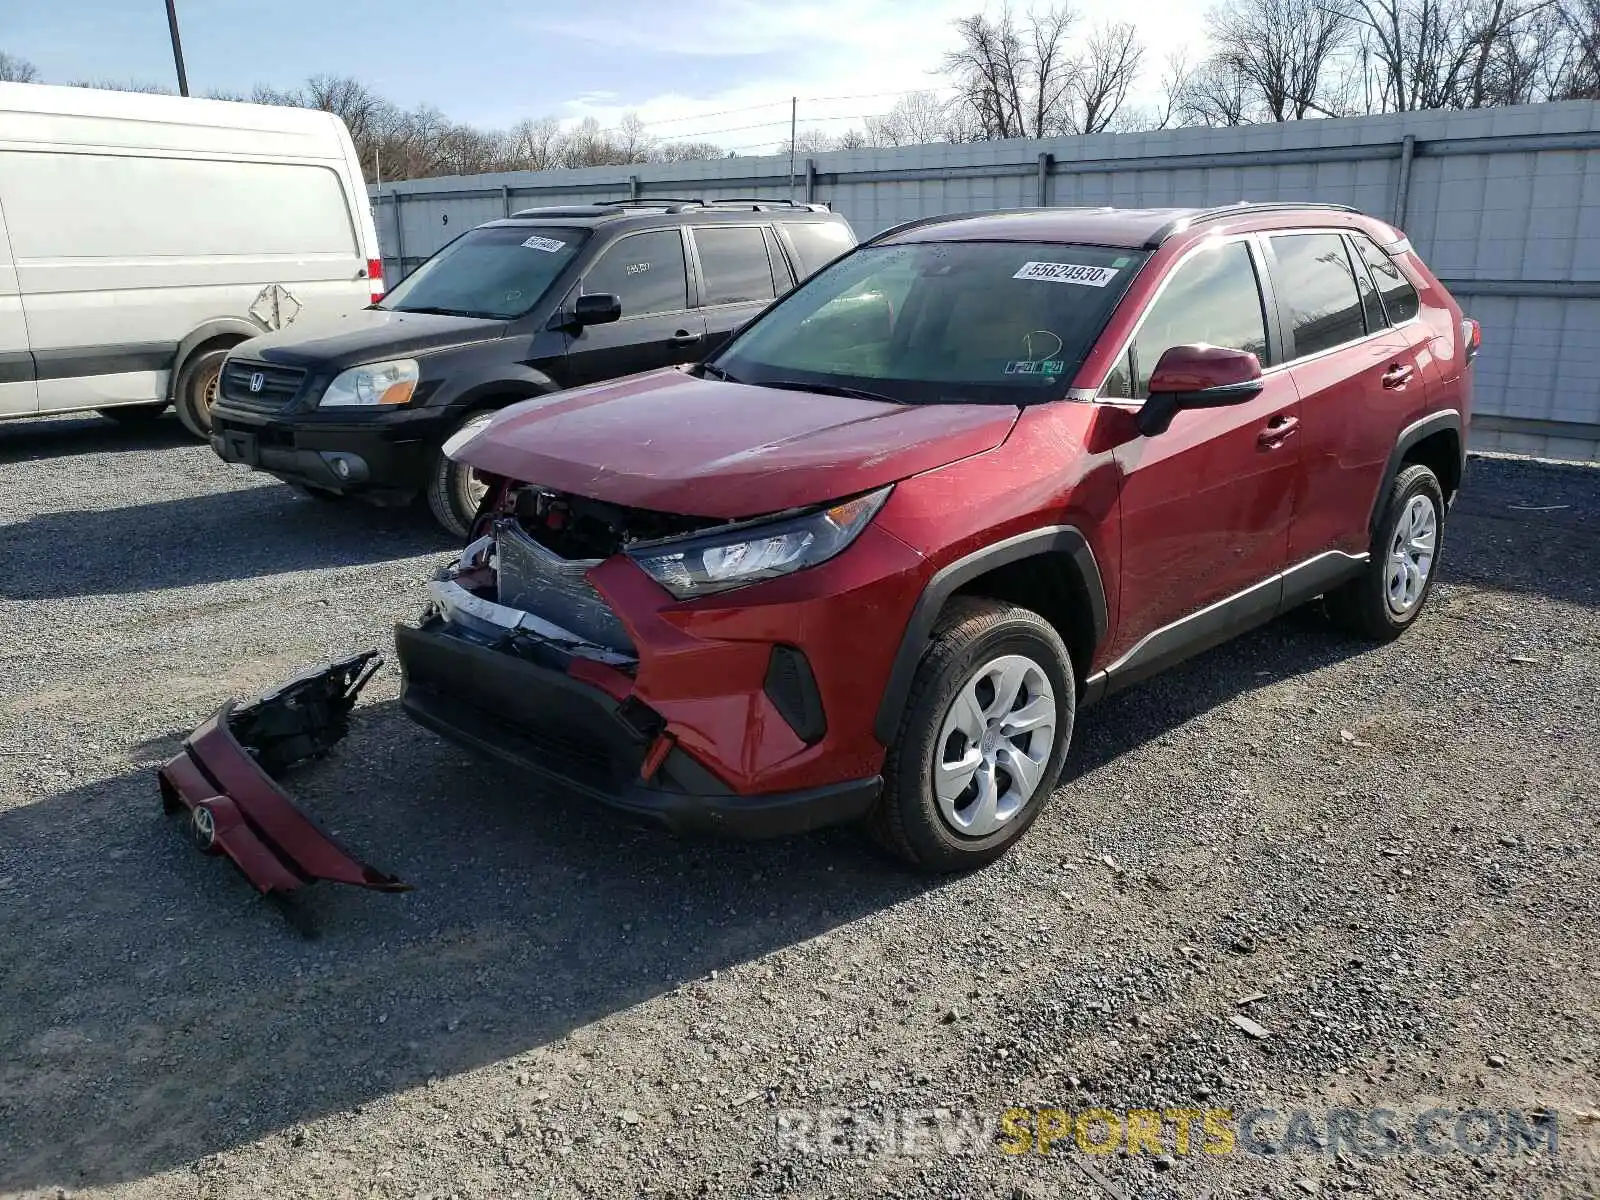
[864,90,959,146]
[1204,0,1355,120]
[0,51,40,83]
[1178,57,1256,123]
[1066,21,1147,132]
[655,139,728,163]
[943,8,1033,137]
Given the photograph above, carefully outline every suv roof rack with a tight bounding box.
[510,204,627,218]
[1144,201,1360,248]
[702,197,831,212]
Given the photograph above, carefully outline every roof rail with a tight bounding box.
[862,208,1041,246]
[703,197,831,212]
[510,203,625,218]
[1143,201,1360,248]
[608,196,708,213]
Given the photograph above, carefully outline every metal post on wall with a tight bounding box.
[501,185,511,218]
[1037,153,1052,206]
[788,97,798,202]
[629,174,641,200]
[804,159,817,204]
[1393,133,1416,227]
[391,192,406,281]
[164,0,190,97]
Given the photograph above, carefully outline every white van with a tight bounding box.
[0,83,382,436]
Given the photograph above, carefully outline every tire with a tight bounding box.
[98,402,170,423]
[426,410,496,539]
[173,347,231,439]
[870,596,1076,873]
[1325,462,1446,642]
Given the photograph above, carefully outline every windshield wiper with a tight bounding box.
[698,362,742,383]
[391,305,502,320]
[760,379,904,404]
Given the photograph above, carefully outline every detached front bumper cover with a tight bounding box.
[157,650,409,895]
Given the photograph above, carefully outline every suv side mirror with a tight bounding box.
[1136,344,1264,437]
[573,292,622,328]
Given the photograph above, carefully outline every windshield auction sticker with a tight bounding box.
[1014,262,1118,286]
[521,235,566,253]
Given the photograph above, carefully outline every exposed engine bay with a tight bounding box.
[427,483,733,669]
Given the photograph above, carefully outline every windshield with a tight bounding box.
[381,225,588,320]
[710,240,1146,405]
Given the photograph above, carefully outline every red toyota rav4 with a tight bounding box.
[396,203,1478,872]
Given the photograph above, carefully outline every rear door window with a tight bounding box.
[1269,233,1367,359]
[582,230,689,318]
[1353,233,1421,324]
[1103,240,1269,400]
[779,220,856,279]
[692,226,778,306]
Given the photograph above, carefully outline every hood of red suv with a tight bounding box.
[456,368,1019,518]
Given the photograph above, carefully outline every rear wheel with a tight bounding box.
[173,347,231,439]
[426,410,496,539]
[98,402,170,423]
[870,597,1075,873]
[1326,463,1446,641]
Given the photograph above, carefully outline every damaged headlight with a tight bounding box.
[318,359,419,407]
[628,486,891,599]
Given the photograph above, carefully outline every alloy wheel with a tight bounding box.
[932,653,1057,837]
[1386,493,1438,615]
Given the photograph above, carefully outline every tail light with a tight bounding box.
[1462,317,1482,363]
[367,258,385,305]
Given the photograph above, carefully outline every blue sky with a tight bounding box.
[8,0,1207,146]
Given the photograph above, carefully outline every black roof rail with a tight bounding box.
[608,196,709,213]
[862,208,1041,246]
[1143,201,1360,248]
[510,204,625,218]
[702,197,831,212]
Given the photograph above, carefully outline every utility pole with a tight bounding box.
[788,96,797,202]
[165,0,190,96]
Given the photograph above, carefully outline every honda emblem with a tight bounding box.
[249,372,265,393]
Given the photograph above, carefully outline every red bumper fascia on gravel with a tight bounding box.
[157,651,409,895]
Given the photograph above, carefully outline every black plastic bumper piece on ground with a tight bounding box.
[395,620,881,839]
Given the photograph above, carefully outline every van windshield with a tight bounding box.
[710,240,1146,405]
[381,225,588,320]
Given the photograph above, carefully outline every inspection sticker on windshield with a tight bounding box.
[521,235,566,253]
[1014,261,1118,287]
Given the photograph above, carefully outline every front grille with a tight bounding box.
[220,359,308,410]
[496,522,635,653]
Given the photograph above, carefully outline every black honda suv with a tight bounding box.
[209,198,855,535]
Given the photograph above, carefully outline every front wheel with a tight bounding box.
[1325,463,1446,642]
[425,411,496,539]
[870,597,1075,873]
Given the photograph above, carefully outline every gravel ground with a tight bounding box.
[1,413,1596,1200]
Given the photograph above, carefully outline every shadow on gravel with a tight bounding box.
[0,412,194,462]
[0,700,927,1192]
[1449,454,1600,609]
[0,482,454,600]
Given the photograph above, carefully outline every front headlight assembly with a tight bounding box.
[628,486,892,599]
[318,359,419,407]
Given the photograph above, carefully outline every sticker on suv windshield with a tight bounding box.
[1005,359,1065,376]
[521,235,566,253]
[1014,262,1118,286]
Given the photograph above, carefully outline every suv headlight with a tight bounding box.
[628,486,891,599]
[318,359,419,407]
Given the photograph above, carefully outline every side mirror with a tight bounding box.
[572,292,622,328]
[1136,344,1264,437]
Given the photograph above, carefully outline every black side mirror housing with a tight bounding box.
[571,292,622,329]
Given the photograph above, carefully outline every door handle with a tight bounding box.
[1381,363,1414,389]
[1258,414,1300,447]
[670,329,703,346]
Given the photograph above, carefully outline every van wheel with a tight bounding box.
[869,597,1075,873]
[173,348,230,439]
[98,403,170,423]
[426,411,496,539]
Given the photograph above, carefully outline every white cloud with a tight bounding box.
[518,0,1212,151]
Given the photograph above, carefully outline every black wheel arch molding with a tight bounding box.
[872,525,1108,745]
[1369,408,1464,538]
[426,362,562,416]
[170,318,269,397]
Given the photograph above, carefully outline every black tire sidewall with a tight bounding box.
[887,613,1075,871]
[426,411,495,539]
[1371,465,1446,634]
[173,348,229,439]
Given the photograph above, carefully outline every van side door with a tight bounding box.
[689,224,784,356]
[0,197,37,417]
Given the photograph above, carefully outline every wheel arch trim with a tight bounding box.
[1370,408,1463,538]
[169,318,268,400]
[872,525,1107,745]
